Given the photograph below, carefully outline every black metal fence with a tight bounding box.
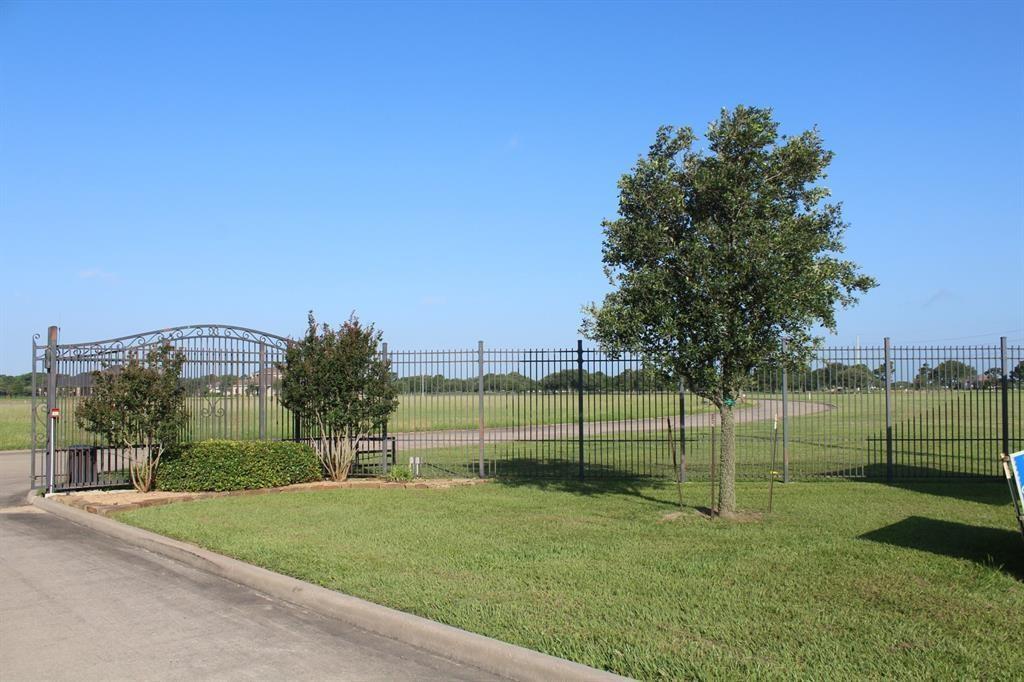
[387,340,1021,483]
[31,325,1022,491]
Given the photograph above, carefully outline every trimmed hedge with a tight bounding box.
[157,440,322,492]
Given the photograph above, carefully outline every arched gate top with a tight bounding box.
[50,324,291,356]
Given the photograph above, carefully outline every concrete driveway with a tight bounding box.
[0,451,503,681]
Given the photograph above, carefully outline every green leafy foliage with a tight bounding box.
[913,360,978,389]
[76,343,188,491]
[279,312,399,480]
[583,106,875,512]
[384,464,415,482]
[157,439,321,492]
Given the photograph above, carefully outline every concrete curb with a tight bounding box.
[28,491,626,682]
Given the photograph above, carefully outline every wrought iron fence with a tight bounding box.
[384,339,1021,483]
[31,325,1022,491]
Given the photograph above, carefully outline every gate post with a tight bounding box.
[884,337,893,482]
[577,340,585,481]
[46,325,58,493]
[1001,336,1010,457]
[258,342,267,440]
[781,337,789,483]
[478,341,485,478]
[30,336,39,488]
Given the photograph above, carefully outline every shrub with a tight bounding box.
[279,312,398,481]
[157,440,322,492]
[384,465,414,482]
[76,343,188,491]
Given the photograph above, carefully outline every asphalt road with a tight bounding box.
[0,451,503,681]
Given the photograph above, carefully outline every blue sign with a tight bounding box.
[1012,451,1024,502]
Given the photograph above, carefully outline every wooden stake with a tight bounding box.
[769,413,779,513]
[667,418,683,510]
[710,420,717,514]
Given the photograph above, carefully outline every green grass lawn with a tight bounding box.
[0,398,35,450]
[118,479,1024,680]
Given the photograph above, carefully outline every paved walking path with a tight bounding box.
[392,398,833,450]
[0,451,503,681]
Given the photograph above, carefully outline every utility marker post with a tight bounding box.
[46,325,58,494]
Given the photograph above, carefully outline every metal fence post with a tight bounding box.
[1001,336,1010,456]
[781,337,789,483]
[678,379,686,483]
[46,325,58,494]
[884,337,893,481]
[258,342,267,440]
[478,340,485,478]
[381,342,389,476]
[577,340,585,481]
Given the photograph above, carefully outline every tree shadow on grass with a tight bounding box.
[491,458,679,508]
[860,516,1024,580]
[824,463,1009,506]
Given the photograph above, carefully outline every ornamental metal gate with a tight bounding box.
[31,325,294,492]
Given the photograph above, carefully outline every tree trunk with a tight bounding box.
[718,404,736,514]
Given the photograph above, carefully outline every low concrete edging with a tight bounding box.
[28,492,626,682]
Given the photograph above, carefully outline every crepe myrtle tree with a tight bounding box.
[76,343,189,492]
[582,106,875,515]
[279,312,398,481]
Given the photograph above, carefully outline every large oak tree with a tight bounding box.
[583,106,875,514]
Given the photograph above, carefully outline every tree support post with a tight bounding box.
[781,337,789,483]
[678,379,686,483]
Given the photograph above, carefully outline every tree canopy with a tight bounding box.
[583,106,875,514]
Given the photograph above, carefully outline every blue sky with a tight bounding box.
[1,1,1022,373]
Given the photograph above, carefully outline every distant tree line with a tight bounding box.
[5,359,1022,398]
[0,373,36,396]
[393,367,679,394]
[748,360,1024,392]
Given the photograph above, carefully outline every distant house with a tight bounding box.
[229,366,283,397]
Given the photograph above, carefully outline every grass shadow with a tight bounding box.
[860,516,1024,579]
[823,462,1008,505]
[491,457,679,508]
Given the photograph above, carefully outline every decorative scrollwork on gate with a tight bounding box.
[54,324,291,359]
[199,396,226,419]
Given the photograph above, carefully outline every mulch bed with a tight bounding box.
[51,478,491,516]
